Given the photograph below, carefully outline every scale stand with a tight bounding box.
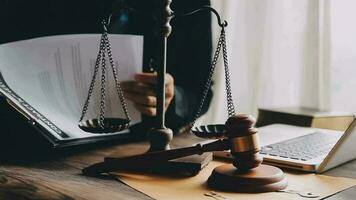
[144,0,174,152]
[78,1,218,174]
[143,1,214,171]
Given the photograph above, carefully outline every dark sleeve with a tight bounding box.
[165,0,213,132]
[0,0,112,44]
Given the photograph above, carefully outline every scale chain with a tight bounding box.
[103,33,131,121]
[79,20,132,129]
[79,34,106,122]
[221,28,236,117]
[190,28,224,128]
[99,47,107,128]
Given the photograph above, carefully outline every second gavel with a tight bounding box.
[83,114,287,193]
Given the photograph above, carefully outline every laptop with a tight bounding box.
[214,119,356,173]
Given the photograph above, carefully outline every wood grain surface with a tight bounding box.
[0,131,202,200]
[0,130,355,200]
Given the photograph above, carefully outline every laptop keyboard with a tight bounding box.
[260,132,341,161]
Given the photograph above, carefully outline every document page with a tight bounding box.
[0,34,143,140]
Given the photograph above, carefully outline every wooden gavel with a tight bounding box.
[83,114,262,175]
[83,114,287,192]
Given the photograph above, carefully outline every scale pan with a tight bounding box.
[191,124,226,139]
[78,118,130,134]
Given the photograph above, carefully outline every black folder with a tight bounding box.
[0,75,137,149]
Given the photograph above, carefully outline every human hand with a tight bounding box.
[121,73,174,116]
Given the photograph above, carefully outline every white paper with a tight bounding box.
[0,34,143,139]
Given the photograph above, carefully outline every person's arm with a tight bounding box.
[121,73,175,116]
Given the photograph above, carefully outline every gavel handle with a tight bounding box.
[83,139,230,175]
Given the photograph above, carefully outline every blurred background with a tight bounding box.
[199,0,356,124]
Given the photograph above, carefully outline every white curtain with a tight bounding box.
[330,0,356,112]
[197,0,351,125]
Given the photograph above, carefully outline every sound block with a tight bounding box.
[208,164,288,192]
[153,153,213,176]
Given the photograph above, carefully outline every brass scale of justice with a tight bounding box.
[79,1,288,193]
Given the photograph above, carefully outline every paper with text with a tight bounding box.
[0,34,143,139]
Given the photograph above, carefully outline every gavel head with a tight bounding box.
[225,114,263,171]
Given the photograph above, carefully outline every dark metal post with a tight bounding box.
[148,0,174,151]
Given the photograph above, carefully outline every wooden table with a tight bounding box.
[1,131,355,200]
